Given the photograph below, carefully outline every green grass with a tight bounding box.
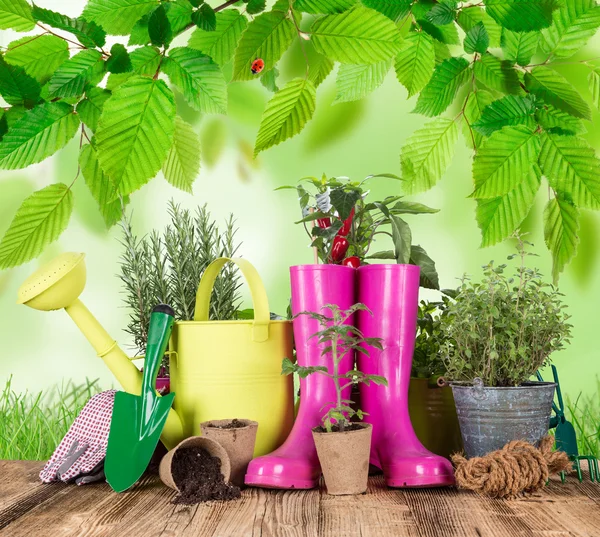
[0,377,102,461]
[566,379,600,459]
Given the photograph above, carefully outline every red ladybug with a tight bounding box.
[251,58,265,74]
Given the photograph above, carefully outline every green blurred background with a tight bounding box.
[0,0,598,402]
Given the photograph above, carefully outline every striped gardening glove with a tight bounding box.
[40,390,116,485]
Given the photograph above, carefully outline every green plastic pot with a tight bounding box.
[408,377,463,459]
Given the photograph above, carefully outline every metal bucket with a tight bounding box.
[451,379,556,458]
[408,378,463,459]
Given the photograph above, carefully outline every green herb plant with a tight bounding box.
[1,0,599,280]
[282,303,386,432]
[119,200,242,364]
[282,174,441,289]
[440,234,573,387]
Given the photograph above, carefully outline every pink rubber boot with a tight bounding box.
[245,264,356,489]
[356,264,455,488]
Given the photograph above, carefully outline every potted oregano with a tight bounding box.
[409,298,463,459]
[118,200,242,391]
[282,304,386,496]
[440,236,572,458]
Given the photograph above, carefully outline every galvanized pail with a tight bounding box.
[451,379,556,458]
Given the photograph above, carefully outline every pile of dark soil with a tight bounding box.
[171,447,241,505]
[207,419,246,429]
[314,423,365,433]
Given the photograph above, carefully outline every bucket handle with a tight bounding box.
[194,258,270,342]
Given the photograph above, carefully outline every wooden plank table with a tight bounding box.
[0,461,598,537]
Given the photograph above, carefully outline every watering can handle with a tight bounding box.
[194,258,270,342]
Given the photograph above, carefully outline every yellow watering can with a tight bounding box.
[17,252,294,453]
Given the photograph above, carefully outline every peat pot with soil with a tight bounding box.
[440,236,572,458]
[282,304,386,496]
[200,419,258,488]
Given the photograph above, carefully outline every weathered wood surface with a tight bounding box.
[0,461,598,537]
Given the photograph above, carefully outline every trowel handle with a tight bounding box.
[143,305,175,397]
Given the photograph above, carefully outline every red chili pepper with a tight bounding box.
[331,236,349,263]
[317,217,331,229]
[337,207,355,237]
[342,256,360,269]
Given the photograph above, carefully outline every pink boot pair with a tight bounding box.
[244,264,454,489]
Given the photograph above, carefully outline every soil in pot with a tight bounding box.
[313,423,364,433]
[206,418,246,429]
[171,447,241,505]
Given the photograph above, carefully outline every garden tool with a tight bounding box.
[40,390,116,484]
[537,366,599,482]
[245,264,356,489]
[105,304,176,493]
[356,264,455,488]
[17,252,183,449]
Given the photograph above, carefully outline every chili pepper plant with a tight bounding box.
[281,303,386,432]
[279,174,441,289]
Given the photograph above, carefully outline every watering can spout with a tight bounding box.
[17,252,184,450]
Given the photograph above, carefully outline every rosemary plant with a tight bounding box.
[119,201,242,365]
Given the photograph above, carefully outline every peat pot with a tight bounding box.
[408,378,463,459]
[451,379,556,458]
[312,423,372,495]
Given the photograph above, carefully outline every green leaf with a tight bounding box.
[47,50,105,100]
[308,54,335,87]
[471,125,540,198]
[417,19,460,45]
[463,89,494,149]
[31,6,106,48]
[261,67,280,92]
[0,0,34,31]
[413,57,470,117]
[536,104,586,134]
[476,163,541,247]
[361,0,411,20]
[427,0,457,25]
[394,31,435,98]
[464,22,489,54]
[311,5,402,64]
[390,200,440,214]
[149,4,173,46]
[472,95,536,136]
[95,76,176,195]
[0,56,41,107]
[295,0,356,14]
[106,44,132,74]
[130,46,162,75]
[247,0,267,15]
[4,35,69,84]
[192,3,216,31]
[401,118,458,193]
[525,66,591,120]
[457,6,501,47]
[163,47,227,114]
[589,68,600,110]
[473,53,521,95]
[77,87,112,132]
[540,0,600,60]
[484,0,558,32]
[0,183,74,269]
[232,11,295,81]
[538,132,600,209]
[330,187,361,219]
[544,192,580,283]
[83,0,159,35]
[79,143,124,228]
[410,244,439,289]
[189,9,248,66]
[0,102,79,169]
[334,60,391,104]
[255,78,316,156]
[162,116,200,193]
[501,29,538,66]
[389,214,412,264]
[128,1,193,46]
